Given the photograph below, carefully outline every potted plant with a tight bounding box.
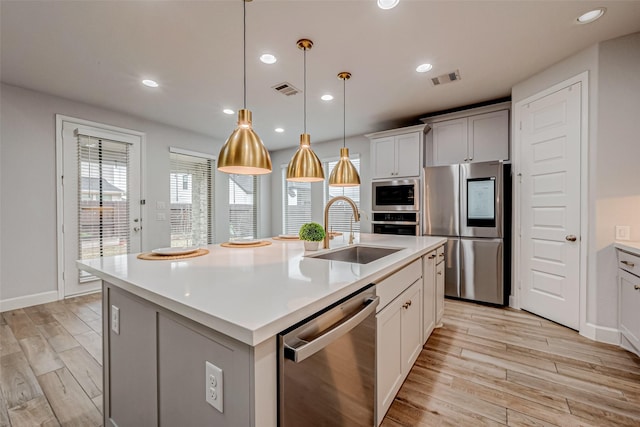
[299,222,325,251]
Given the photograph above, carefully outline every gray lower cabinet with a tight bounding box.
[104,284,255,427]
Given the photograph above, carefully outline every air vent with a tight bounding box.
[431,69,461,86]
[272,82,301,96]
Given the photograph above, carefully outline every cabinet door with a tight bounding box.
[401,280,423,375]
[422,252,437,343]
[432,118,468,165]
[436,261,445,326]
[376,298,403,425]
[372,136,396,179]
[468,110,509,163]
[395,132,421,177]
[619,270,640,352]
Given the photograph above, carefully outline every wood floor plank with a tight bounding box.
[63,302,100,324]
[7,396,59,427]
[432,327,508,350]
[85,319,102,336]
[22,306,57,326]
[507,370,640,421]
[0,352,43,409]
[38,368,102,427]
[507,409,560,427]
[418,347,507,380]
[51,311,90,336]
[73,331,102,364]
[567,399,640,427]
[0,325,21,357]
[506,341,603,366]
[37,322,80,353]
[0,388,9,427]
[91,395,103,415]
[58,347,102,399]
[18,336,65,377]
[2,310,40,340]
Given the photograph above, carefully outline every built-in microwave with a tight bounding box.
[372,178,420,212]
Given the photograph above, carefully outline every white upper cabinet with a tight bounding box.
[429,108,509,166]
[368,126,424,179]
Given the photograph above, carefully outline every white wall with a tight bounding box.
[511,32,640,335]
[270,135,372,236]
[0,83,271,307]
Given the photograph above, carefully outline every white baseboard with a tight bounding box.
[580,322,620,346]
[0,290,60,312]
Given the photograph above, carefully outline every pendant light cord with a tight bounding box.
[343,77,346,148]
[303,47,307,134]
[243,0,247,109]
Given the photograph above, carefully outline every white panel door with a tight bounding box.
[61,120,142,296]
[519,82,581,329]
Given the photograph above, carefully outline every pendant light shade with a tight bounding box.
[217,0,272,175]
[218,109,272,174]
[286,39,324,182]
[329,72,361,187]
[286,133,325,182]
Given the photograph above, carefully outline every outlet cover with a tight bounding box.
[615,225,631,241]
[205,361,223,413]
[111,305,120,335]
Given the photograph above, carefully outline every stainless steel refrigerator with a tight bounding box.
[424,161,511,305]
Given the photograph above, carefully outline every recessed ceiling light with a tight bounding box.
[260,54,277,64]
[377,0,399,10]
[321,94,334,101]
[223,109,235,115]
[577,8,606,24]
[275,128,284,133]
[416,63,433,73]
[142,79,159,88]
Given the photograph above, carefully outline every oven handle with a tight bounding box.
[284,296,379,363]
[371,221,419,225]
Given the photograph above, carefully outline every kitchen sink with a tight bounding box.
[306,245,402,264]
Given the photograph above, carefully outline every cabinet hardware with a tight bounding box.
[565,235,577,242]
[438,253,444,257]
[428,254,436,259]
[635,285,640,291]
[402,300,412,309]
[621,261,636,267]
[134,227,142,232]
[437,271,442,275]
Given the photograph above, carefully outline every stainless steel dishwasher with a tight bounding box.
[278,284,379,427]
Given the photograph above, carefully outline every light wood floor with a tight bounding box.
[1,295,639,426]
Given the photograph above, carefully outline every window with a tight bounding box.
[169,149,215,246]
[323,155,361,233]
[282,167,312,235]
[229,174,258,239]
[78,135,130,281]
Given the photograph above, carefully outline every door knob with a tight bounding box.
[565,235,577,242]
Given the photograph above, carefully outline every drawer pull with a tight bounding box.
[635,285,640,291]
[621,260,636,268]
[428,254,436,259]
[437,271,443,275]
[402,300,412,309]
[438,253,445,257]
[565,235,577,242]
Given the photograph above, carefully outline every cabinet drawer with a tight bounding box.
[619,251,640,277]
[436,245,445,264]
[376,259,422,311]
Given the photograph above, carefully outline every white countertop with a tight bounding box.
[78,233,446,346]
[615,241,640,256]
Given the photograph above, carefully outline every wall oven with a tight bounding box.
[372,179,420,236]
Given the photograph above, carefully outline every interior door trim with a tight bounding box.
[512,71,590,337]
[55,115,147,299]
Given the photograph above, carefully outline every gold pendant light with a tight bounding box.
[329,72,361,187]
[218,0,272,175]
[286,39,324,182]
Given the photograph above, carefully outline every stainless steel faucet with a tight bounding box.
[323,196,360,249]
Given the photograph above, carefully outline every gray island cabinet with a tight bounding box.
[79,233,446,427]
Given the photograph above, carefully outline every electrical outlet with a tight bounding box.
[205,361,223,413]
[156,201,166,210]
[156,212,166,221]
[615,225,631,241]
[111,305,120,335]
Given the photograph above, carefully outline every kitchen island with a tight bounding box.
[78,233,446,427]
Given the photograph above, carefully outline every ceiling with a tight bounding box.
[2,1,640,151]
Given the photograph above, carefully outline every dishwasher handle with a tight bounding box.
[284,296,379,363]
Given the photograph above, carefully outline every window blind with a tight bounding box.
[324,155,361,233]
[169,151,214,247]
[229,174,258,239]
[282,167,312,235]
[77,135,130,281]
